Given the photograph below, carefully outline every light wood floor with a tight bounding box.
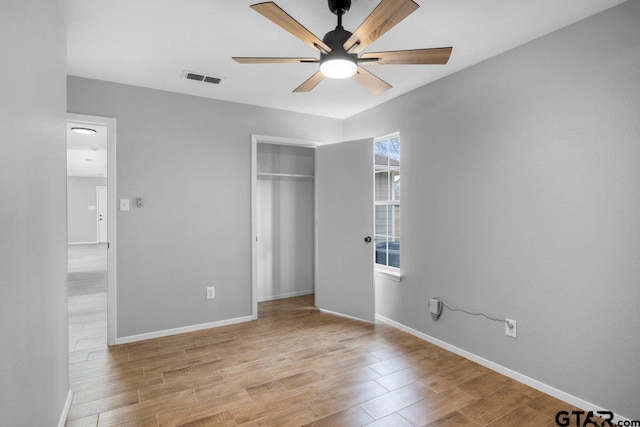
[65,295,591,426]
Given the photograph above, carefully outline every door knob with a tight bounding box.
[364,236,372,243]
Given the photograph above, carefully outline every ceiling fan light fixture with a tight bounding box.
[320,57,357,79]
[236,0,451,93]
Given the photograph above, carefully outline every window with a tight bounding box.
[374,134,400,271]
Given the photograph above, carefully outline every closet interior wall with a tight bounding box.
[256,143,315,302]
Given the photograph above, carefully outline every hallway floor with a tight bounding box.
[68,243,108,352]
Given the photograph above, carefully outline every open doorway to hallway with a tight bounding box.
[67,119,111,354]
[67,114,116,361]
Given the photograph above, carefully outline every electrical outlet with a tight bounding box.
[206,286,215,300]
[505,319,517,338]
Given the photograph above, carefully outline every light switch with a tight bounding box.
[119,198,130,211]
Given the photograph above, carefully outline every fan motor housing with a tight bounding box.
[320,27,357,63]
[322,26,352,50]
[328,0,351,15]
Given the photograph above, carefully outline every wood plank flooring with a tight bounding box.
[66,295,589,426]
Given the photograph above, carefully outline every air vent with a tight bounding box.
[204,76,221,84]
[185,72,204,81]
[183,71,222,85]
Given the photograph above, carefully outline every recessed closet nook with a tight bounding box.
[255,143,315,302]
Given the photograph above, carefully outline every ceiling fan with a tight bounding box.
[233,0,452,94]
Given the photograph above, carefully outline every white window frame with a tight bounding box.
[374,132,402,282]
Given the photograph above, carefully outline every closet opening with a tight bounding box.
[250,135,318,318]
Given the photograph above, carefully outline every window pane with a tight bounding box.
[376,235,400,268]
[387,240,400,268]
[391,205,400,241]
[392,171,400,201]
[375,236,388,266]
[375,171,390,202]
[375,139,389,166]
[388,137,400,163]
[375,139,390,202]
[375,205,388,237]
[387,205,400,268]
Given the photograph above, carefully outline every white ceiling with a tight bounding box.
[67,122,108,177]
[64,0,626,119]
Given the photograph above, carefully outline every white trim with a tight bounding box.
[375,314,631,424]
[314,147,319,316]
[250,134,320,321]
[252,134,320,149]
[67,241,99,245]
[374,131,401,144]
[257,172,314,179]
[320,308,375,324]
[375,267,403,282]
[57,390,73,427]
[67,113,117,346]
[115,315,253,345]
[257,290,314,302]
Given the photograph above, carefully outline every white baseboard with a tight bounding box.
[375,314,630,424]
[57,389,73,427]
[319,308,375,324]
[68,241,99,245]
[115,315,253,345]
[257,290,314,302]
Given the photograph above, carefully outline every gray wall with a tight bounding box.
[0,0,69,426]
[67,77,342,337]
[68,177,107,243]
[344,1,640,419]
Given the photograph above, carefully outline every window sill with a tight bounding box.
[375,267,403,282]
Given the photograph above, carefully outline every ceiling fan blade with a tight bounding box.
[359,47,453,65]
[251,2,331,53]
[233,57,319,64]
[353,66,392,95]
[293,71,325,92]
[344,0,419,54]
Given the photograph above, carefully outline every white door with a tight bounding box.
[316,138,374,322]
[97,186,107,243]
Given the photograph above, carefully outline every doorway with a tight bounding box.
[250,135,376,322]
[251,135,318,319]
[67,113,117,352]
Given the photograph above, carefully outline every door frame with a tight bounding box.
[96,186,107,243]
[250,134,320,319]
[68,113,118,345]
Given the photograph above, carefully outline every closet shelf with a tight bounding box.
[257,172,314,179]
